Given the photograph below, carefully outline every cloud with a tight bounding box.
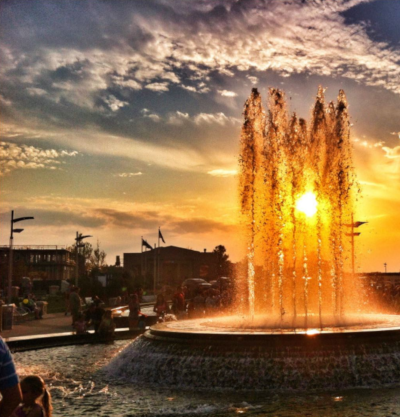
[0,141,78,176]
[390,132,400,139]
[169,218,232,234]
[167,111,190,125]
[218,90,238,97]
[246,75,258,85]
[0,122,218,172]
[116,172,143,177]
[194,112,240,126]
[382,146,400,159]
[208,169,237,177]
[145,82,170,92]
[2,0,399,123]
[103,95,129,112]
[140,108,161,122]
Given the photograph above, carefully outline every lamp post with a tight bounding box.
[345,214,367,278]
[74,232,92,287]
[8,210,34,304]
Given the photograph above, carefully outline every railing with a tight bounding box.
[0,245,69,250]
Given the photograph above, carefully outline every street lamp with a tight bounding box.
[74,231,92,287]
[345,214,367,278]
[8,210,34,304]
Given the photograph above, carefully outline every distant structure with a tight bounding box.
[124,246,218,289]
[361,272,400,288]
[0,245,83,291]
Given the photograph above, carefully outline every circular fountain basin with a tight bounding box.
[105,314,400,391]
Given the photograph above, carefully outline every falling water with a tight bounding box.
[239,87,360,328]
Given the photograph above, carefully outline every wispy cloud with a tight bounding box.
[116,172,143,177]
[0,141,78,176]
[208,169,237,177]
[0,122,218,172]
[382,146,400,159]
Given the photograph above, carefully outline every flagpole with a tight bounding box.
[140,236,143,283]
[153,243,157,297]
[158,227,161,293]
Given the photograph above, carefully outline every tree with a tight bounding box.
[89,240,107,271]
[68,241,93,272]
[213,245,231,277]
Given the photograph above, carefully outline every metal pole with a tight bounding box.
[75,231,79,287]
[351,213,355,278]
[153,243,157,296]
[157,229,160,291]
[7,210,14,305]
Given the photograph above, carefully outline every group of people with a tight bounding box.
[151,285,234,321]
[0,336,51,417]
[65,286,116,337]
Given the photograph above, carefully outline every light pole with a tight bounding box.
[8,210,34,304]
[74,232,92,287]
[345,214,367,278]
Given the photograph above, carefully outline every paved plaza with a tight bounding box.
[1,312,73,340]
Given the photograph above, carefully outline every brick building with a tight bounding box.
[124,246,218,289]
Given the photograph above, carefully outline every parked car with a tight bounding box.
[181,278,208,299]
[211,277,232,290]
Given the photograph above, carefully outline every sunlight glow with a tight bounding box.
[296,192,318,217]
[306,329,320,336]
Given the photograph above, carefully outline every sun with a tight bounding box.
[296,192,318,217]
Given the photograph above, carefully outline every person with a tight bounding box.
[69,287,82,326]
[91,301,105,333]
[98,310,116,337]
[21,295,42,320]
[73,313,87,335]
[172,286,185,317]
[153,294,168,316]
[193,290,205,318]
[12,375,52,417]
[128,293,140,330]
[0,336,22,417]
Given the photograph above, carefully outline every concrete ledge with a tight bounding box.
[6,327,146,352]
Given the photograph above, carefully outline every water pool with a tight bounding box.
[13,338,400,416]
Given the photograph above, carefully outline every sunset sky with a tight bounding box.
[1,0,400,273]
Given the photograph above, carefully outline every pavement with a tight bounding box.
[1,312,74,340]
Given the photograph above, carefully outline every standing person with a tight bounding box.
[171,287,185,318]
[0,337,22,417]
[12,375,52,417]
[92,301,105,333]
[69,286,82,326]
[153,294,168,318]
[128,293,140,330]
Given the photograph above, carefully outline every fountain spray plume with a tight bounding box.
[239,88,266,319]
[239,86,362,329]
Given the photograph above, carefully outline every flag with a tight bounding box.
[142,238,153,250]
[158,228,166,244]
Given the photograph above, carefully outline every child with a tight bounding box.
[12,375,52,417]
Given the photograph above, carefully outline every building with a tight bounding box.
[0,245,83,292]
[124,246,218,289]
[360,272,400,288]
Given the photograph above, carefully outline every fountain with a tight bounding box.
[104,88,400,391]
